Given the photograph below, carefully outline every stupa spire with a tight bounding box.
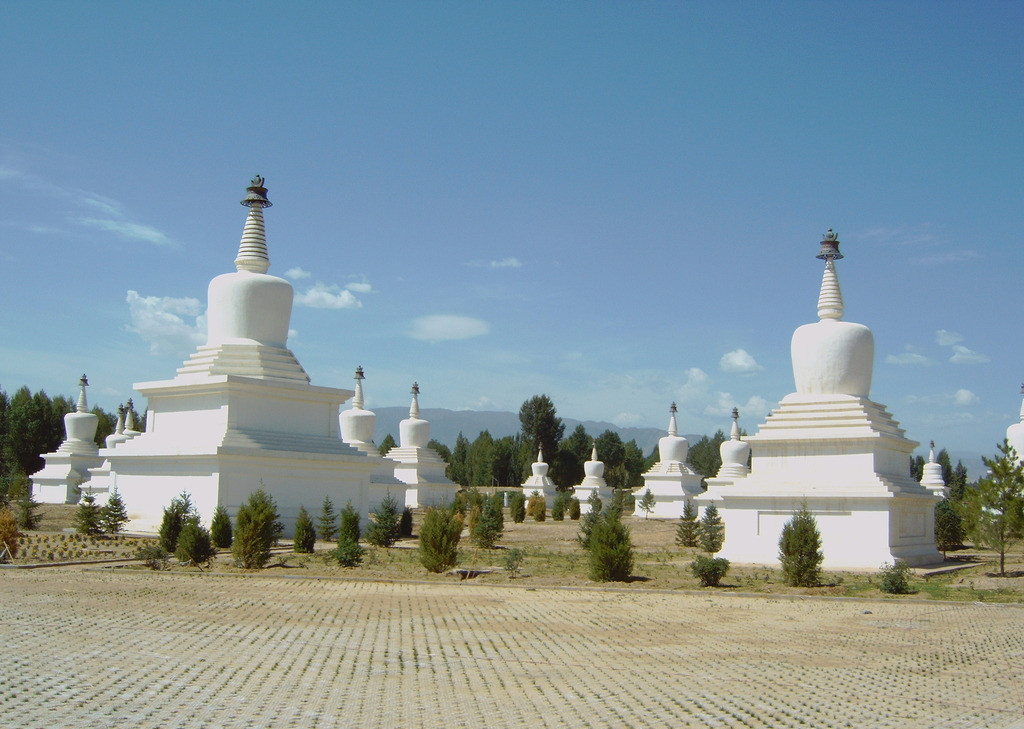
[590,444,598,461]
[409,382,420,419]
[76,374,89,413]
[235,174,272,274]
[816,228,844,321]
[667,402,678,436]
[730,406,741,440]
[115,404,125,434]
[1018,383,1024,421]
[352,366,365,409]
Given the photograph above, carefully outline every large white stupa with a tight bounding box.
[520,449,558,505]
[573,444,613,514]
[698,230,941,568]
[32,375,105,504]
[383,383,458,508]
[84,176,383,533]
[634,403,703,518]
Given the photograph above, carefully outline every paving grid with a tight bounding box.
[2,569,1023,729]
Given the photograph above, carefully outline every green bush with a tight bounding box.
[509,491,526,523]
[210,505,233,548]
[675,500,699,548]
[158,492,195,552]
[467,503,481,536]
[366,494,402,548]
[690,555,730,587]
[400,507,414,538]
[176,519,216,566]
[586,491,602,516]
[934,498,965,557]
[472,493,504,548]
[527,494,546,521]
[504,547,525,578]
[577,505,602,550]
[136,543,169,570]
[339,501,361,544]
[232,488,283,569]
[100,488,129,535]
[568,497,581,520]
[698,503,725,554]
[778,504,824,587]
[637,489,656,519]
[332,536,365,567]
[551,492,570,521]
[879,560,914,594]
[317,496,338,543]
[419,507,463,573]
[9,475,41,531]
[587,510,633,582]
[75,493,103,536]
[0,507,22,559]
[293,505,316,553]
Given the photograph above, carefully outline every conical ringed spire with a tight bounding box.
[816,229,844,321]
[235,174,272,274]
[352,366,365,409]
[76,374,89,413]
[730,406,741,440]
[667,402,678,436]
[409,382,421,419]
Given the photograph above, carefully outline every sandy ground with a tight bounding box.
[3,567,1023,729]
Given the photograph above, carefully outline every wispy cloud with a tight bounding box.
[885,350,931,366]
[954,389,978,406]
[490,257,522,269]
[346,281,373,293]
[125,290,205,355]
[294,282,362,309]
[409,315,489,342]
[949,345,989,365]
[80,218,173,247]
[935,330,963,346]
[860,224,936,247]
[284,267,311,280]
[719,348,763,375]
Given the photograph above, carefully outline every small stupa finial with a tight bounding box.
[731,407,741,440]
[409,382,420,419]
[816,228,843,261]
[115,403,125,434]
[667,402,678,436]
[235,175,271,274]
[76,374,89,413]
[815,228,845,321]
[590,443,598,461]
[352,366,365,409]
[240,175,272,208]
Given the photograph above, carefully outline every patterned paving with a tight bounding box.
[2,569,1023,728]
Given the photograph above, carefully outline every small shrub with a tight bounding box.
[504,548,525,578]
[9,475,41,531]
[176,519,216,566]
[467,503,481,536]
[159,492,195,552]
[587,510,633,582]
[400,507,414,538]
[690,555,730,587]
[75,493,103,536]
[365,494,402,548]
[527,494,546,522]
[419,507,463,573]
[551,492,571,521]
[568,497,581,520]
[210,505,233,548]
[472,493,504,549]
[698,503,725,554]
[879,560,914,595]
[317,496,338,543]
[293,505,316,553]
[136,543,169,570]
[675,500,699,548]
[934,498,965,557]
[0,507,22,559]
[100,488,129,535]
[332,536,365,567]
[586,491,602,515]
[637,489,656,519]
[778,504,824,587]
[509,491,526,523]
[339,501,361,544]
[232,488,283,569]
[577,506,602,550]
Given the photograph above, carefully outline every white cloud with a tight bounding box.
[613,412,644,427]
[490,257,522,269]
[346,281,373,293]
[720,349,763,375]
[954,389,978,406]
[287,328,298,341]
[885,352,931,366]
[125,290,205,355]
[80,218,174,247]
[949,345,989,364]
[702,392,771,421]
[935,330,962,347]
[409,315,489,342]
[284,267,311,280]
[294,283,362,309]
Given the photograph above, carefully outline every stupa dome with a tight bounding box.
[1006,387,1024,462]
[399,383,430,448]
[206,176,293,349]
[718,408,750,478]
[340,366,377,448]
[657,403,689,463]
[531,450,550,477]
[791,230,874,397]
[584,445,605,479]
[63,375,99,445]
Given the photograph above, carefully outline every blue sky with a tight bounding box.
[1,2,1022,465]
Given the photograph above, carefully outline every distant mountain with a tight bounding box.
[371,407,699,457]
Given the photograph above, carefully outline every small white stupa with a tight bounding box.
[84,176,383,533]
[340,366,378,455]
[123,399,142,439]
[384,383,458,508]
[105,404,129,448]
[32,375,105,504]
[699,229,941,568]
[1005,385,1024,462]
[520,449,558,505]
[704,408,751,489]
[573,444,613,514]
[919,441,947,496]
[635,403,703,518]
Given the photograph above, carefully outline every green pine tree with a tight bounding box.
[176,517,216,566]
[962,440,1024,576]
[210,504,233,548]
[509,491,526,523]
[934,498,964,558]
[293,505,316,553]
[74,492,103,536]
[778,504,824,587]
[317,496,338,543]
[339,501,361,544]
[675,500,699,548]
[99,487,129,534]
[472,493,504,548]
[419,507,463,573]
[159,492,195,552]
[232,487,283,569]
[587,509,634,582]
[698,503,725,554]
[365,493,402,548]
[637,489,656,519]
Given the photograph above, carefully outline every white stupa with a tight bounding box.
[634,403,703,518]
[520,449,558,505]
[573,444,613,514]
[31,375,105,504]
[84,176,382,533]
[1005,385,1024,462]
[919,441,947,496]
[105,404,129,448]
[384,383,458,508]
[703,408,751,493]
[699,230,941,568]
[340,366,378,456]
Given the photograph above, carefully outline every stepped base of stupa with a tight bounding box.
[634,462,704,519]
[387,446,458,508]
[32,451,105,505]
